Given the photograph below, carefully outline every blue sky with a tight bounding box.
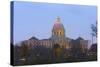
[13,1,97,44]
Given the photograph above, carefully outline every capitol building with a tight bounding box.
[21,17,88,53]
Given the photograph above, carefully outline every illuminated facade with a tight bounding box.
[21,17,88,51]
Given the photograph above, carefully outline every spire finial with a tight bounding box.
[57,16,60,22]
[56,16,61,23]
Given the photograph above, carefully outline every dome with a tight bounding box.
[53,17,64,31]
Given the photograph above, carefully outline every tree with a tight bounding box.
[53,44,62,59]
[91,21,97,37]
[91,21,97,44]
[20,41,29,59]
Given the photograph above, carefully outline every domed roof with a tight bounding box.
[29,36,38,40]
[53,17,64,31]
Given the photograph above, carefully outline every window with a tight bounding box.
[57,32,58,35]
[60,32,61,35]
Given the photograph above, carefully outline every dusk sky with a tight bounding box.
[13,1,97,44]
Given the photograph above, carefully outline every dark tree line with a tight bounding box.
[12,42,97,66]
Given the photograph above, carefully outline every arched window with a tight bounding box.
[60,32,61,35]
[58,31,61,36]
[57,32,58,36]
